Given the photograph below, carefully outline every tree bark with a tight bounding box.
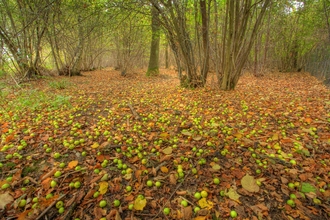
[147,7,160,76]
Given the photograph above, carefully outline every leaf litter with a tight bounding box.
[0,69,329,219]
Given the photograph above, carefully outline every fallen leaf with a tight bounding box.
[183,206,193,220]
[169,173,177,185]
[193,135,202,141]
[181,130,192,136]
[0,192,14,209]
[99,181,108,195]
[241,174,260,193]
[194,216,208,220]
[162,147,173,155]
[134,196,147,211]
[301,182,316,193]
[226,187,240,202]
[68,160,79,169]
[91,142,99,148]
[106,209,122,220]
[212,164,221,170]
[161,166,169,173]
[198,198,213,209]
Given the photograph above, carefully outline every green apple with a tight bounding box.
[19,199,26,207]
[74,181,81,188]
[163,207,170,215]
[147,180,153,187]
[194,192,201,200]
[230,210,238,218]
[99,200,107,208]
[113,199,120,207]
[181,200,188,207]
[54,171,62,178]
[50,180,57,188]
[201,190,208,198]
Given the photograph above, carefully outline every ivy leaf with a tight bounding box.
[134,196,147,211]
[301,182,316,193]
[241,174,260,193]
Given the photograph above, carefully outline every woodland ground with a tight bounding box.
[0,68,329,220]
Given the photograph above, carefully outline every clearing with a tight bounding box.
[0,69,329,220]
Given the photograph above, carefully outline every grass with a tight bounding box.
[48,79,72,90]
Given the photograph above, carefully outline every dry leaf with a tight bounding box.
[162,147,173,155]
[0,192,14,209]
[241,174,260,193]
[183,206,193,220]
[91,142,99,148]
[212,164,221,170]
[169,173,177,185]
[99,181,108,195]
[161,166,169,173]
[68,160,79,169]
[106,209,122,220]
[226,187,241,202]
[194,216,208,220]
[134,196,147,211]
[198,198,213,209]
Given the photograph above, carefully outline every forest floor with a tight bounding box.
[0,68,329,220]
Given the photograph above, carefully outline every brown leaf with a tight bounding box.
[241,174,260,193]
[169,173,177,185]
[68,160,79,169]
[17,210,30,220]
[160,154,172,162]
[161,166,169,173]
[94,207,106,219]
[0,192,13,209]
[106,209,122,220]
[124,194,134,202]
[182,206,193,220]
[162,147,173,155]
[176,191,187,195]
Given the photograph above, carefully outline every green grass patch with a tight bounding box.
[48,79,72,90]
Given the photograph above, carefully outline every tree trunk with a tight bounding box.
[200,0,210,84]
[219,0,271,90]
[71,15,84,76]
[165,42,169,69]
[146,7,160,76]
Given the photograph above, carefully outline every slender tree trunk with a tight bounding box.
[219,0,270,90]
[147,7,160,76]
[200,0,210,84]
[165,42,169,69]
[71,15,84,76]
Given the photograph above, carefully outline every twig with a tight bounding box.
[152,170,191,220]
[36,194,67,220]
[40,168,57,182]
[127,103,141,120]
[179,196,194,206]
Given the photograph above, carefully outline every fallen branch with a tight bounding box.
[127,103,141,120]
[152,170,191,220]
[36,194,67,220]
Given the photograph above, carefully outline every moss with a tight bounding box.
[146,68,159,76]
